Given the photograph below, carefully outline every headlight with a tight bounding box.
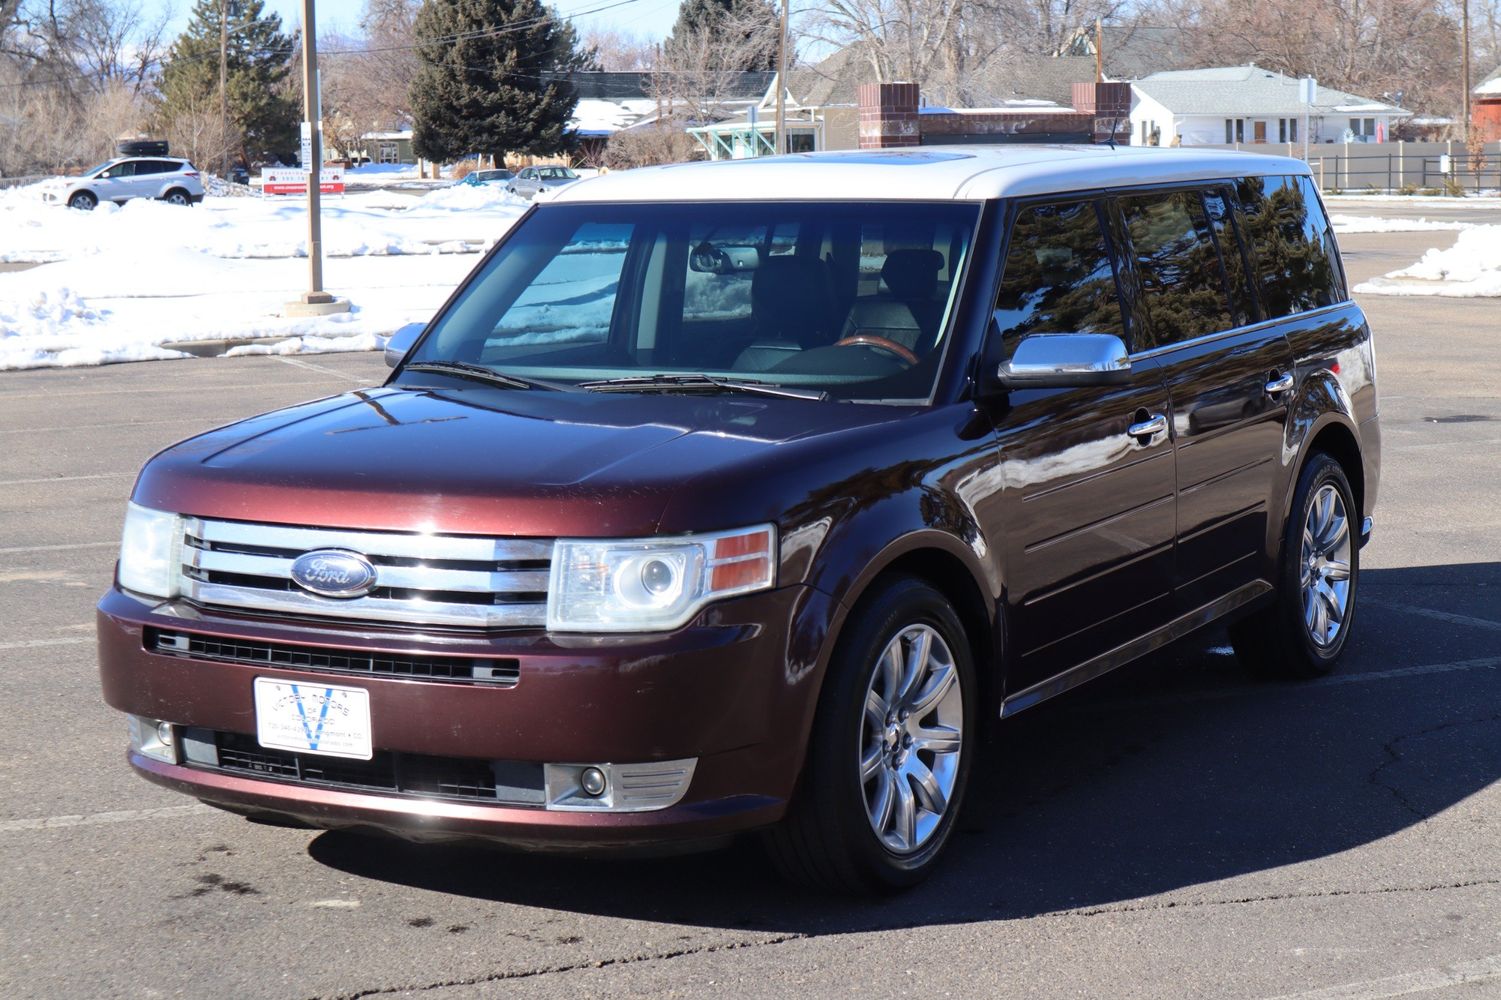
[117,502,182,599]
[547,525,776,632]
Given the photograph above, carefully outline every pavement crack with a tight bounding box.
[1368,713,1501,819]
[312,932,812,1000]
[1045,877,1501,919]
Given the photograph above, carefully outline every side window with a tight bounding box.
[1116,190,1234,349]
[1297,175,1348,302]
[101,162,135,178]
[1233,175,1345,317]
[1201,188,1256,326]
[994,200,1125,342]
[486,222,632,349]
[134,161,165,175]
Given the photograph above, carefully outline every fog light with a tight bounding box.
[126,714,177,764]
[580,766,607,797]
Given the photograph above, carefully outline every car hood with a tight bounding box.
[134,383,913,538]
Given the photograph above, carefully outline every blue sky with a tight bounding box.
[163,0,686,45]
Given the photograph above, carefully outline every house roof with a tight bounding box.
[1477,64,1501,97]
[782,46,866,108]
[1134,66,1408,116]
[779,47,1097,111]
[551,144,1312,205]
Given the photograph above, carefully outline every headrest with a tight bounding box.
[881,249,943,301]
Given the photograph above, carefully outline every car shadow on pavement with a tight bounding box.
[308,563,1501,931]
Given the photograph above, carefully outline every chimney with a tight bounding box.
[858,82,921,149]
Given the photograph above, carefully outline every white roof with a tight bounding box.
[550,145,1312,204]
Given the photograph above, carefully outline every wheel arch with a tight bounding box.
[822,533,1002,725]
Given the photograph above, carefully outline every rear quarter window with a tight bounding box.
[1233,175,1346,318]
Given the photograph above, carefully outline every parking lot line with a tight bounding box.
[0,472,134,487]
[1368,601,1501,633]
[0,637,94,650]
[0,541,117,554]
[0,804,214,834]
[1263,952,1501,999]
[273,355,369,382]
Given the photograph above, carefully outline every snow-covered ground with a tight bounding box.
[0,183,527,370]
[1354,225,1501,297]
[1330,214,1475,234]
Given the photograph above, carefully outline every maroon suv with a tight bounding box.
[99,147,1380,892]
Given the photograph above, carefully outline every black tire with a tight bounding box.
[162,189,192,206]
[68,191,97,211]
[1231,452,1360,678]
[766,575,976,894]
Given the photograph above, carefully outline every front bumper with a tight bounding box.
[98,584,836,849]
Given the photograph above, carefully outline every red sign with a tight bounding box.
[262,168,345,195]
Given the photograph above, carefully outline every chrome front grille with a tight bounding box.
[178,518,552,628]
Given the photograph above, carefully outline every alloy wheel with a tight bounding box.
[1301,483,1353,647]
[858,623,963,854]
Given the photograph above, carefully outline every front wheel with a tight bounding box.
[766,576,975,893]
[68,191,97,211]
[1231,452,1359,677]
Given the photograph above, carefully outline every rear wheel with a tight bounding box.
[162,189,192,206]
[68,191,97,211]
[766,576,975,893]
[1231,452,1359,677]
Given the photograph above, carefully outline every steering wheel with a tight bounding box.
[832,334,919,366]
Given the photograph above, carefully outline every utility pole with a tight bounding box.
[774,0,788,154]
[285,0,349,316]
[1462,0,1473,143]
[220,0,229,181]
[1094,18,1103,84]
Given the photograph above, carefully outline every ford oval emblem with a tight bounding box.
[289,550,377,599]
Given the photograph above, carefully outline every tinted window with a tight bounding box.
[1233,175,1345,317]
[1200,189,1255,326]
[994,200,1125,342]
[1117,191,1235,348]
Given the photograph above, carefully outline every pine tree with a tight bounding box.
[664,0,778,73]
[157,0,300,164]
[409,0,589,163]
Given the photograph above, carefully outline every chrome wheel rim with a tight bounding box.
[859,624,963,855]
[1301,484,1353,648]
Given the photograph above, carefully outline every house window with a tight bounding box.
[1224,119,1245,143]
[1289,118,1298,143]
[1279,118,1286,142]
[1225,119,1233,143]
[1364,118,1375,137]
[378,141,399,164]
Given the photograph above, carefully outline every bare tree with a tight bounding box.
[582,27,656,70]
[651,3,776,124]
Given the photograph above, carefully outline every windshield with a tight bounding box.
[83,160,116,177]
[401,201,979,402]
[539,167,576,180]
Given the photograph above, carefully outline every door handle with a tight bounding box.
[1265,372,1295,395]
[1127,413,1168,439]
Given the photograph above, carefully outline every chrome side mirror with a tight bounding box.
[997,333,1131,389]
[384,322,424,368]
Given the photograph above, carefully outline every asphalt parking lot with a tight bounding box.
[1,227,1498,1000]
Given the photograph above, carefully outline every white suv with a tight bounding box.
[45,157,206,211]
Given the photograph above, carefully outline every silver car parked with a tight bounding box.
[506,165,580,200]
[45,157,206,211]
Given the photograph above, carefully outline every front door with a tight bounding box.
[979,198,1178,699]
[1254,121,1267,144]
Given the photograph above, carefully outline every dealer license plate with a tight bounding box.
[253,678,373,760]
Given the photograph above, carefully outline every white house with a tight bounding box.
[1130,66,1408,147]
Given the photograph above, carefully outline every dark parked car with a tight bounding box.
[98,146,1379,893]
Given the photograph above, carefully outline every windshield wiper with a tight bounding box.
[576,373,828,401]
[402,361,555,391]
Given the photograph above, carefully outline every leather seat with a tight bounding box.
[734,256,838,372]
[841,249,945,351]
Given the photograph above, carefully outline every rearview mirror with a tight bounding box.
[384,322,424,368]
[996,333,1131,389]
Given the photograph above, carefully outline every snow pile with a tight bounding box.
[1355,225,1501,297]
[1330,215,1474,234]
[0,181,528,369]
